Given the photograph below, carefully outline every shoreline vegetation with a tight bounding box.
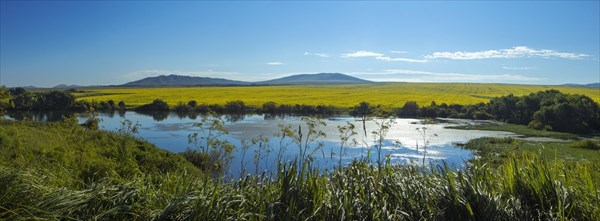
[446,122,582,140]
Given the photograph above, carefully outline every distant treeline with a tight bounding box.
[0,87,126,112]
[136,99,340,116]
[0,86,341,115]
[1,86,598,133]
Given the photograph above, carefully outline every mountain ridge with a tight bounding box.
[10,75,598,88]
[257,73,371,85]
[122,73,371,87]
[562,82,600,88]
[53,84,83,89]
[123,74,251,86]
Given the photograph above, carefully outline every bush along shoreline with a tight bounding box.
[1,87,599,133]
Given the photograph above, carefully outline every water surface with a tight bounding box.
[3,111,517,177]
[67,112,515,177]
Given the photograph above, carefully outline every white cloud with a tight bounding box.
[266,62,285,66]
[341,51,383,58]
[341,50,427,63]
[425,46,589,60]
[390,50,408,54]
[381,69,541,82]
[304,52,329,58]
[375,56,428,63]
[502,66,536,70]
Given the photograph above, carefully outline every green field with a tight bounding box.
[76,83,600,108]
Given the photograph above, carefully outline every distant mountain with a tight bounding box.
[53,84,82,89]
[122,73,371,87]
[562,82,600,88]
[123,74,251,86]
[258,73,371,85]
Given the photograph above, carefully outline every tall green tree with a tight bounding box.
[350,101,374,137]
[12,91,36,110]
[0,86,12,112]
[398,101,419,117]
[34,91,76,110]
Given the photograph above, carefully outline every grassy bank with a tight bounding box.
[0,119,201,187]
[1,119,599,220]
[463,136,600,188]
[448,122,581,140]
[464,137,600,163]
[75,83,600,108]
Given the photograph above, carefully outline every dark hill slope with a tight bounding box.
[562,83,600,88]
[258,73,371,85]
[124,75,250,86]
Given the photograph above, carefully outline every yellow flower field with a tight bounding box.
[76,83,600,108]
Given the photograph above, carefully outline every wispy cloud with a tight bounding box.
[266,61,285,66]
[425,46,589,60]
[380,69,541,82]
[375,56,428,63]
[502,66,536,70]
[342,50,427,63]
[341,51,383,58]
[390,50,408,54]
[304,52,329,58]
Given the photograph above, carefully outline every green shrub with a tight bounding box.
[181,149,224,173]
[570,140,600,150]
[173,101,190,112]
[135,99,169,111]
[79,160,118,184]
[224,100,246,114]
[487,137,516,144]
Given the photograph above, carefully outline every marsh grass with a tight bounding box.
[2,154,598,220]
[449,123,580,140]
[1,119,599,220]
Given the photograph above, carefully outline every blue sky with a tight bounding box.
[1,1,599,87]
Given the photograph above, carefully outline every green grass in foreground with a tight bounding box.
[0,119,201,187]
[75,83,600,108]
[464,136,600,188]
[465,137,600,164]
[1,119,599,220]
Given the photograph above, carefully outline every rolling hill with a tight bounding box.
[123,74,251,86]
[257,73,372,85]
[123,73,371,86]
[53,84,83,88]
[562,83,600,88]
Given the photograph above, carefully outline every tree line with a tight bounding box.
[0,87,125,112]
[351,89,600,133]
[0,87,341,115]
